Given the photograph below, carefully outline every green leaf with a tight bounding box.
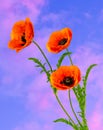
[54,118,79,129]
[83,64,97,87]
[73,64,97,126]
[73,85,83,100]
[56,52,72,68]
[28,57,50,80]
[54,118,73,126]
[73,85,86,116]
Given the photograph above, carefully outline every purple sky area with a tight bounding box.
[0,0,103,130]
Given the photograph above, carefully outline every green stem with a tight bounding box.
[33,40,53,72]
[68,90,83,127]
[55,93,75,125]
[66,48,83,127]
[66,48,73,65]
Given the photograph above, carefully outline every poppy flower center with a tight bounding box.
[58,38,68,45]
[60,76,74,86]
[21,33,26,43]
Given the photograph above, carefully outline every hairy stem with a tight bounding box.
[55,93,76,125]
[33,40,52,72]
[66,48,83,127]
[66,48,73,65]
[68,90,83,127]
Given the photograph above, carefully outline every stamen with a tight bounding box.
[21,43,25,46]
[21,33,26,43]
[60,76,74,86]
[58,38,67,45]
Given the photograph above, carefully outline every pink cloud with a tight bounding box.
[88,99,103,130]
[14,121,54,130]
[0,0,46,15]
[13,121,41,130]
[25,74,54,111]
[0,0,47,40]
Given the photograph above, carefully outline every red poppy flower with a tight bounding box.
[46,28,72,53]
[8,18,34,52]
[50,65,81,90]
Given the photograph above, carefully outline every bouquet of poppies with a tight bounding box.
[8,18,97,130]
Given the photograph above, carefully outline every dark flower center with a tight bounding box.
[60,76,74,86]
[58,38,68,45]
[21,33,26,44]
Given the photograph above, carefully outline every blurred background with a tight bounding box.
[0,0,103,130]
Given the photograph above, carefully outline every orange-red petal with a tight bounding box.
[8,18,34,52]
[50,65,81,90]
[8,39,26,52]
[46,28,72,53]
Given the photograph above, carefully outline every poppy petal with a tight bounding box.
[46,28,72,53]
[50,65,81,90]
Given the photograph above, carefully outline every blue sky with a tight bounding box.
[0,0,103,130]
